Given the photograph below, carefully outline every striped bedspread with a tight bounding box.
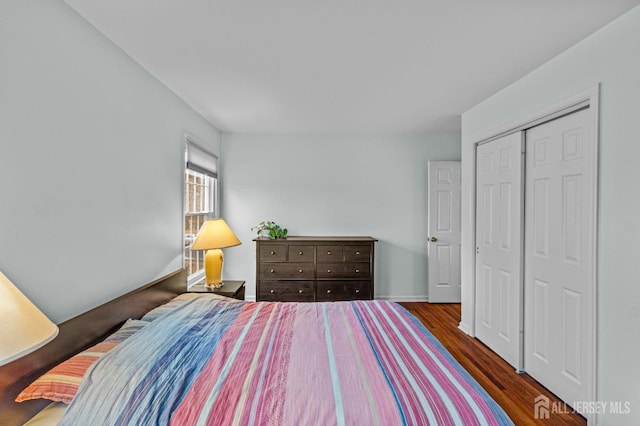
[61,295,512,425]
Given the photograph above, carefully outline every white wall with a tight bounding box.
[220,133,460,301]
[461,6,640,425]
[0,0,220,322]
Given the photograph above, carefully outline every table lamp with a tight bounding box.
[191,218,241,288]
[0,271,59,366]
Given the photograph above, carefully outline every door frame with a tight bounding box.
[467,84,599,422]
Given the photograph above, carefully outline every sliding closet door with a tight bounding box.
[475,132,524,370]
[524,108,594,407]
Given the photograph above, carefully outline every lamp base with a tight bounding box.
[204,248,224,287]
[204,282,224,289]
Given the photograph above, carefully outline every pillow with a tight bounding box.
[16,319,148,404]
[141,293,201,322]
[104,319,148,343]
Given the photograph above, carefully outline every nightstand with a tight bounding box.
[188,280,245,300]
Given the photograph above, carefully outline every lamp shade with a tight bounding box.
[0,271,59,366]
[191,218,241,250]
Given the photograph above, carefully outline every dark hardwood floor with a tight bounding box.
[399,302,586,425]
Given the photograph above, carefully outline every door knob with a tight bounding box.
[430,237,438,242]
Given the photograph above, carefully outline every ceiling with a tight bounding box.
[63,0,640,135]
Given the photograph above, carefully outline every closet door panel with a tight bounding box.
[474,132,524,370]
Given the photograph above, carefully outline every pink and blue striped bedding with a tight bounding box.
[61,295,512,425]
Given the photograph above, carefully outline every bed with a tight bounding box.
[2,270,513,425]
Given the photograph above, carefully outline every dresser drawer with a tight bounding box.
[344,245,371,261]
[288,245,315,262]
[316,245,343,262]
[259,245,287,261]
[317,281,371,301]
[260,262,314,279]
[316,262,370,278]
[260,281,315,302]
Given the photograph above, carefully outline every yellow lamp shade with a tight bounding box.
[191,218,241,251]
[0,271,59,366]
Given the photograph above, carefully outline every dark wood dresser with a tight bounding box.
[255,236,377,302]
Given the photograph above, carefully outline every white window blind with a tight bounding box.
[186,140,218,178]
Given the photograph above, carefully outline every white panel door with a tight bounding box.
[475,133,523,369]
[427,161,461,303]
[524,108,594,408]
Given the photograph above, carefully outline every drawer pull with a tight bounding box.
[270,289,275,294]
[327,251,332,255]
[355,251,360,255]
[298,269,303,273]
[298,250,304,255]
[270,269,275,273]
[327,289,332,294]
[327,269,331,273]
[355,289,360,293]
[270,251,275,255]
[355,269,360,273]
[298,289,303,293]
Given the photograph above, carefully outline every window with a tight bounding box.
[184,137,218,284]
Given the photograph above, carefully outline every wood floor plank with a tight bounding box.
[399,302,586,425]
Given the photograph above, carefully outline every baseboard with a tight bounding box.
[458,321,473,336]
[375,295,429,302]
[243,295,428,303]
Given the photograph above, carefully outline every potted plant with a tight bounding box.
[251,220,288,239]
